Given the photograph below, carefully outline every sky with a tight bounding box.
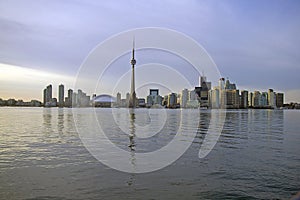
[0,0,300,102]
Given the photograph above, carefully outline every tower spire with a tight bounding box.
[132,36,135,53]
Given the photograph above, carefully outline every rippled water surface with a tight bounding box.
[0,107,299,199]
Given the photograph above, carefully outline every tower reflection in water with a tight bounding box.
[128,109,136,151]
[127,109,136,186]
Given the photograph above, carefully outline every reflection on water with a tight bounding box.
[57,108,64,134]
[43,108,52,132]
[128,109,136,151]
[128,109,136,186]
[0,108,299,200]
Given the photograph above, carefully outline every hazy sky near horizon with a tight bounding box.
[0,0,300,102]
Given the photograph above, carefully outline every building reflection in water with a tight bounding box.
[127,109,136,186]
[196,109,284,152]
[57,108,64,134]
[43,108,52,134]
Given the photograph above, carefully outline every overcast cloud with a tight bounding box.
[0,0,299,101]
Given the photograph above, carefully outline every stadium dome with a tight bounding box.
[93,94,116,107]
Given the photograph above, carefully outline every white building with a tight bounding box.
[180,89,188,108]
[116,92,121,106]
[268,89,277,108]
[189,90,196,101]
[210,87,220,109]
[147,89,163,107]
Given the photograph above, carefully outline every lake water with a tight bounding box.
[0,107,299,199]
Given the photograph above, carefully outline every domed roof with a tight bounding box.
[93,94,116,103]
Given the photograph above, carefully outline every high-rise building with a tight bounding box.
[167,93,177,108]
[146,95,153,106]
[43,88,47,105]
[268,89,276,108]
[194,87,201,100]
[218,78,226,108]
[189,90,196,101]
[147,89,162,107]
[177,94,181,105]
[72,92,77,107]
[180,89,188,108]
[185,89,199,108]
[163,95,168,107]
[225,78,236,90]
[126,92,130,107]
[150,89,159,96]
[196,75,211,108]
[261,92,268,106]
[46,84,52,103]
[67,89,73,107]
[43,84,53,107]
[72,89,90,107]
[253,91,261,107]
[276,93,284,108]
[58,84,64,107]
[225,89,240,108]
[116,92,121,106]
[199,75,211,90]
[219,78,225,90]
[129,39,137,108]
[248,92,253,107]
[240,90,248,109]
[210,87,220,109]
[199,75,206,87]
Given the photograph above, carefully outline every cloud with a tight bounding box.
[0,63,74,101]
[285,89,300,103]
[0,0,299,101]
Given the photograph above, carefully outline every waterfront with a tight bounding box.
[0,107,299,199]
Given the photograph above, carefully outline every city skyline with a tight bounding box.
[5,74,287,109]
[0,1,300,102]
[0,64,299,107]
[2,75,299,109]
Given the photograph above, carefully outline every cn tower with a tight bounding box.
[129,39,136,108]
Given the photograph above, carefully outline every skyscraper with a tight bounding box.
[116,92,121,106]
[268,89,276,108]
[276,93,284,108]
[225,78,236,90]
[126,92,130,107]
[261,92,268,106]
[248,92,253,107]
[240,90,248,109]
[218,78,226,108]
[225,89,240,108]
[147,89,162,107]
[210,87,220,109]
[219,78,225,90]
[43,88,47,105]
[129,39,136,108]
[180,89,188,108]
[46,84,52,103]
[67,89,73,107]
[197,75,211,108]
[58,84,64,107]
[253,91,261,107]
[167,93,177,108]
[43,84,54,107]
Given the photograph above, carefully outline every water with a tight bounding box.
[0,107,299,199]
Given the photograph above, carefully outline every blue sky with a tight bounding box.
[0,0,299,102]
